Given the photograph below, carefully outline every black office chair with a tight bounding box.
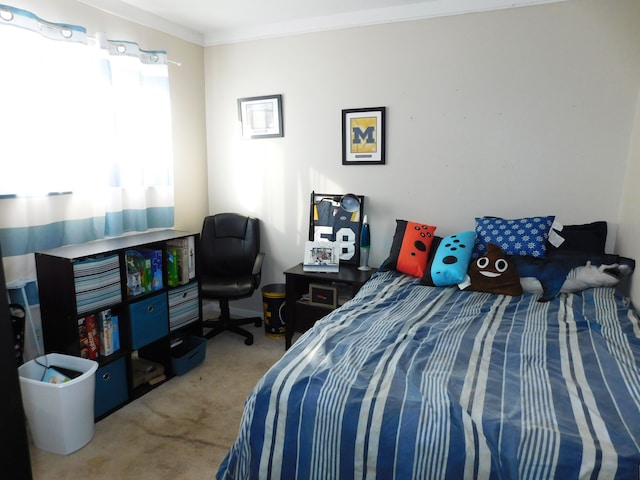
[200,213,265,345]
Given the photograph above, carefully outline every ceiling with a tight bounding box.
[78,0,567,46]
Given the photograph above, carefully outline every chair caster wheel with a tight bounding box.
[245,337,254,346]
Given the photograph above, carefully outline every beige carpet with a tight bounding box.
[29,325,288,480]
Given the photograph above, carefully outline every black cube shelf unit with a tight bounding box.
[35,229,202,420]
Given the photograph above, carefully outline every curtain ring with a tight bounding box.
[0,8,14,21]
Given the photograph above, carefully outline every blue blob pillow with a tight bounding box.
[421,231,476,286]
[473,216,555,259]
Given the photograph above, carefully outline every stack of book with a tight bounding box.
[78,308,120,359]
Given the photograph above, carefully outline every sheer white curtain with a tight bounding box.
[0,4,174,284]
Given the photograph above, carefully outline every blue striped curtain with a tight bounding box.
[0,4,174,290]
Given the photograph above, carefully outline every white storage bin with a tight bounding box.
[18,353,98,455]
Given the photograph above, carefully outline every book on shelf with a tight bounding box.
[166,247,180,287]
[166,237,195,286]
[98,309,120,357]
[78,314,100,359]
[144,249,164,291]
[303,241,340,273]
[186,236,196,279]
[125,248,163,296]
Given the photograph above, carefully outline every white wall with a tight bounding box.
[10,0,209,235]
[617,91,640,303]
[9,0,640,314]
[205,0,640,311]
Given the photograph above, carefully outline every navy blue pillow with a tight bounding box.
[546,221,607,254]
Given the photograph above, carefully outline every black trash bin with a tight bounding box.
[262,284,286,338]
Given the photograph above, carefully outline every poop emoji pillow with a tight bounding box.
[461,243,523,296]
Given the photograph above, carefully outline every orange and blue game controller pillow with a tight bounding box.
[383,219,437,278]
[421,231,476,286]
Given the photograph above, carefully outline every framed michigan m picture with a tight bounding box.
[342,106,386,165]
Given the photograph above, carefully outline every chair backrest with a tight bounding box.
[200,213,260,277]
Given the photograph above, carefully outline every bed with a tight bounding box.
[216,218,640,479]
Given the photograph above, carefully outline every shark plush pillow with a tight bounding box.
[513,251,635,301]
[460,243,523,296]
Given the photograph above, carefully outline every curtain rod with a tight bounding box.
[89,32,181,66]
[0,6,181,66]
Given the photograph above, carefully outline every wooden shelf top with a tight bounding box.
[284,262,376,284]
[36,230,197,260]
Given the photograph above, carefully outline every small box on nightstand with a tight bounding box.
[308,283,338,308]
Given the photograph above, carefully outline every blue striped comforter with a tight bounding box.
[217,270,640,479]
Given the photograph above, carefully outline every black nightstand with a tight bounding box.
[284,263,376,349]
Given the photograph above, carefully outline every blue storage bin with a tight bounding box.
[129,292,168,349]
[94,356,128,419]
[171,336,206,375]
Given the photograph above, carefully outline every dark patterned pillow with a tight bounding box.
[473,215,555,259]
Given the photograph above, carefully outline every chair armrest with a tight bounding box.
[252,252,265,276]
[252,252,265,289]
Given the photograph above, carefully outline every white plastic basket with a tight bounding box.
[18,353,98,455]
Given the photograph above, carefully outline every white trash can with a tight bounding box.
[18,353,98,455]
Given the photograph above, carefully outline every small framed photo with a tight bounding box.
[303,240,339,272]
[342,106,386,165]
[308,283,338,308]
[238,94,283,139]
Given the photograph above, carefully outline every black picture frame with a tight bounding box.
[308,192,365,266]
[237,94,283,139]
[342,106,386,165]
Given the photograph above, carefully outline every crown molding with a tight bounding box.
[78,0,568,48]
[76,0,205,45]
[204,0,567,46]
